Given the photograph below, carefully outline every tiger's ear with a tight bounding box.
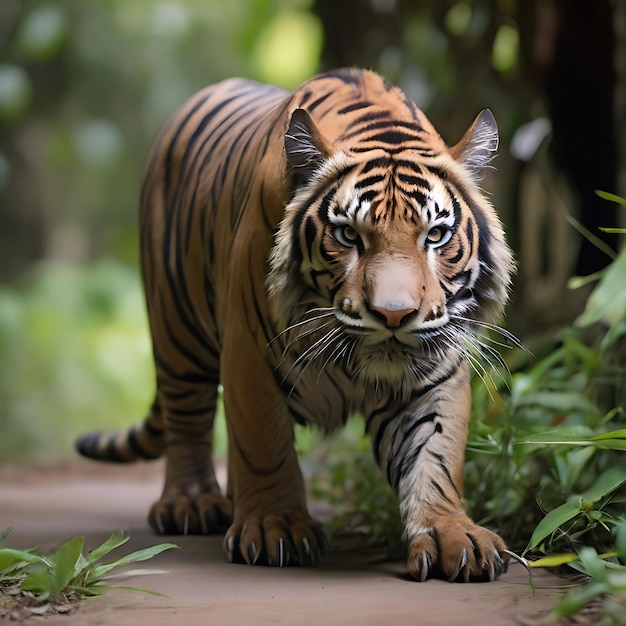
[285,108,333,187]
[449,109,499,178]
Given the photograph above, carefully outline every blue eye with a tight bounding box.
[333,225,360,248]
[426,225,452,248]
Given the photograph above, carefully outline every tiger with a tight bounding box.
[76,67,515,582]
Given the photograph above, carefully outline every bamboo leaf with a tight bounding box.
[615,521,626,560]
[576,245,626,327]
[590,428,626,441]
[581,467,626,503]
[527,501,582,550]
[528,553,579,568]
[554,581,610,617]
[594,189,626,206]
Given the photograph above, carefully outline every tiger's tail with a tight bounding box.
[75,399,165,463]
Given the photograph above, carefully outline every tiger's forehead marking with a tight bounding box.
[328,158,457,230]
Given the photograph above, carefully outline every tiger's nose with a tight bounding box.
[369,305,417,328]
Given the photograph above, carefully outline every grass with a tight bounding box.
[0,528,178,619]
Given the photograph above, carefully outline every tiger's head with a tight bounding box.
[267,85,514,392]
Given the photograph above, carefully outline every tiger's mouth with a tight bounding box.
[336,315,453,365]
[336,308,449,348]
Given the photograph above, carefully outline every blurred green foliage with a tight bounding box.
[0,261,153,461]
[0,0,323,276]
[0,0,323,461]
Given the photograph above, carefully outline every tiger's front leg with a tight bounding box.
[371,361,508,582]
[220,339,326,567]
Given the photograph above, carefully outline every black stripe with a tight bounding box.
[306,91,333,112]
[431,479,454,505]
[354,174,386,189]
[428,450,461,499]
[337,101,374,114]
[106,436,126,463]
[164,93,212,191]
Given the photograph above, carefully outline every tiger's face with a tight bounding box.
[268,107,513,391]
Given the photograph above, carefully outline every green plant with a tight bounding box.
[552,520,626,620]
[506,521,626,621]
[0,529,178,619]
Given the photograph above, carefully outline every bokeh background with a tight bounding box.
[1,0,624,462]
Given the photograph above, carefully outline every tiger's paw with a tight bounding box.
[406,517,508,582]
[223,512,327,567]
[148,492,233,536]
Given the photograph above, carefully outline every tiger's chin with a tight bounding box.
[350,334,455,395]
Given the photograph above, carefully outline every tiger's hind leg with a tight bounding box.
[149,377,233,536]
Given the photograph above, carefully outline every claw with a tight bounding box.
[491,549,503,580]
[449,548,468,583]
[302,537,311,556]
[155,512,165,535]
[419,552,430,582]
[278,537,285,568]
[225,535,235,563]
[247,541,258,565]
[499,550,509,574]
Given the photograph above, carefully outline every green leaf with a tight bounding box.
[590,428,626,441]
[578,547,608,581]
[581,467,626,503]
[528,553,579,568]
[577,245,626,327]
[86,543,179,585]
[554,581,610,617]
[99,584,172,598]
[598,227,626,234]
[0,527,11,544]
[615,521,626,560]
[595,190,626,207]
[84,530,130,567]
[516,428,626,451]
[527,500,582,550]
[50,536,84,596]
[21,569,56,599]
[0,547,50,572]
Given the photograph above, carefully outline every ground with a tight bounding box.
[0,461,576,625]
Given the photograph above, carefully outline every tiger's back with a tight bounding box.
[77,68,514,581]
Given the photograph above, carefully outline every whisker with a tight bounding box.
[450,314,526,351]
[461,334,511,390]
[269,308,335,346]
[281,325,344,395]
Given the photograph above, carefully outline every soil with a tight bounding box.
[0,461,576,625]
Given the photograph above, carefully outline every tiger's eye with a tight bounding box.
[333,225,360,248]
[426,226,452,247]
[428,227,444,243]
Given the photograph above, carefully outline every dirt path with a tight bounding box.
[1,461,571,625]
